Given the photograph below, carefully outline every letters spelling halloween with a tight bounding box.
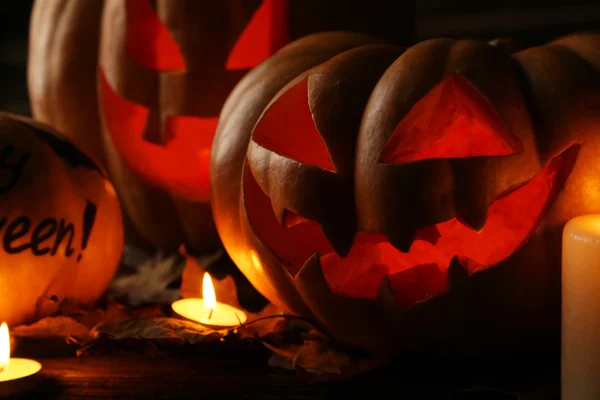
[0,145,97,262]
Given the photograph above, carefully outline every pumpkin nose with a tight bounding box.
[387,227,416,253]
[318,198,357,258]
[321,223,355,258]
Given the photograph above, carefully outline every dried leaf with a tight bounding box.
[57,298,136,329]
[76,317,245,356]
[295,340,351,374]
[12,316,90,342]
[12,296,166,348]
[263,335,350,375]
[108,251,185,306]
[59,297,165,329]
[257,317,387,381]
[89,317,220,343]
[266,341,387,382]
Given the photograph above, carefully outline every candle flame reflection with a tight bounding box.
[202,272,217,318]
[0,323,9,374]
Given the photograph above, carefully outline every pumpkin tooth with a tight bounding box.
[376,276,396,306]
[387,228,416,253]
[321,224,354,258]
[456,208,488,232]
[447,257,470,291]
[271,201,286,227]
[451,159,491,232]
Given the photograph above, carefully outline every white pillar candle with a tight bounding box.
[562,214,600,399]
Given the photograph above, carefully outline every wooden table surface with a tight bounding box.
[6,349,559,400]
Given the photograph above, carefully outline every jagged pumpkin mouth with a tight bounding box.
[244,145,578,307]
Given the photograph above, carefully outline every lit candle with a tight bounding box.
[0,322,42,397]
[172,272,247,329]
[562,214,600,399]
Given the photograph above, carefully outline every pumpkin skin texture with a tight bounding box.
[27,0,415,255]
[211,32,600,355]
[0,113,123,327]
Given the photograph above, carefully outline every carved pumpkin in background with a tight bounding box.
[27,0,415,254]
[0,113,123,327]
[211,32,600,355]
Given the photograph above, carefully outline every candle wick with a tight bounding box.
[208,308,214,320]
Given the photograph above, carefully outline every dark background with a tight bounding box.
[1,0,599,117]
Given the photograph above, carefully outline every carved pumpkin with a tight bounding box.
[27,0,415,254]
[211,32,600,355]
[0,113,123,327]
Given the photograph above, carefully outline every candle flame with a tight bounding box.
[202,272,217,317]
[0,322,9,373]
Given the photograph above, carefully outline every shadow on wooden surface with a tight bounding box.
[6,348,559,400]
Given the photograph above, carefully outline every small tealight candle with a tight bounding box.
[0,322,42,397]
[562,214,600,399]
[172,272,247,329]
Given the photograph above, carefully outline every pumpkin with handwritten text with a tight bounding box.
[27,0,415,254]
[0,114,123,327]
[211,32,600,355]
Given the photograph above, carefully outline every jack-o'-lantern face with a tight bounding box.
[243,69,579,308]
[212,31,600,355]
[99,0,288,201]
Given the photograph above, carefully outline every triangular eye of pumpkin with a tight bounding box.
[226,0,288,71]
[125,0,186,71]
[252,78,336,172]
[380,72,522,164]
